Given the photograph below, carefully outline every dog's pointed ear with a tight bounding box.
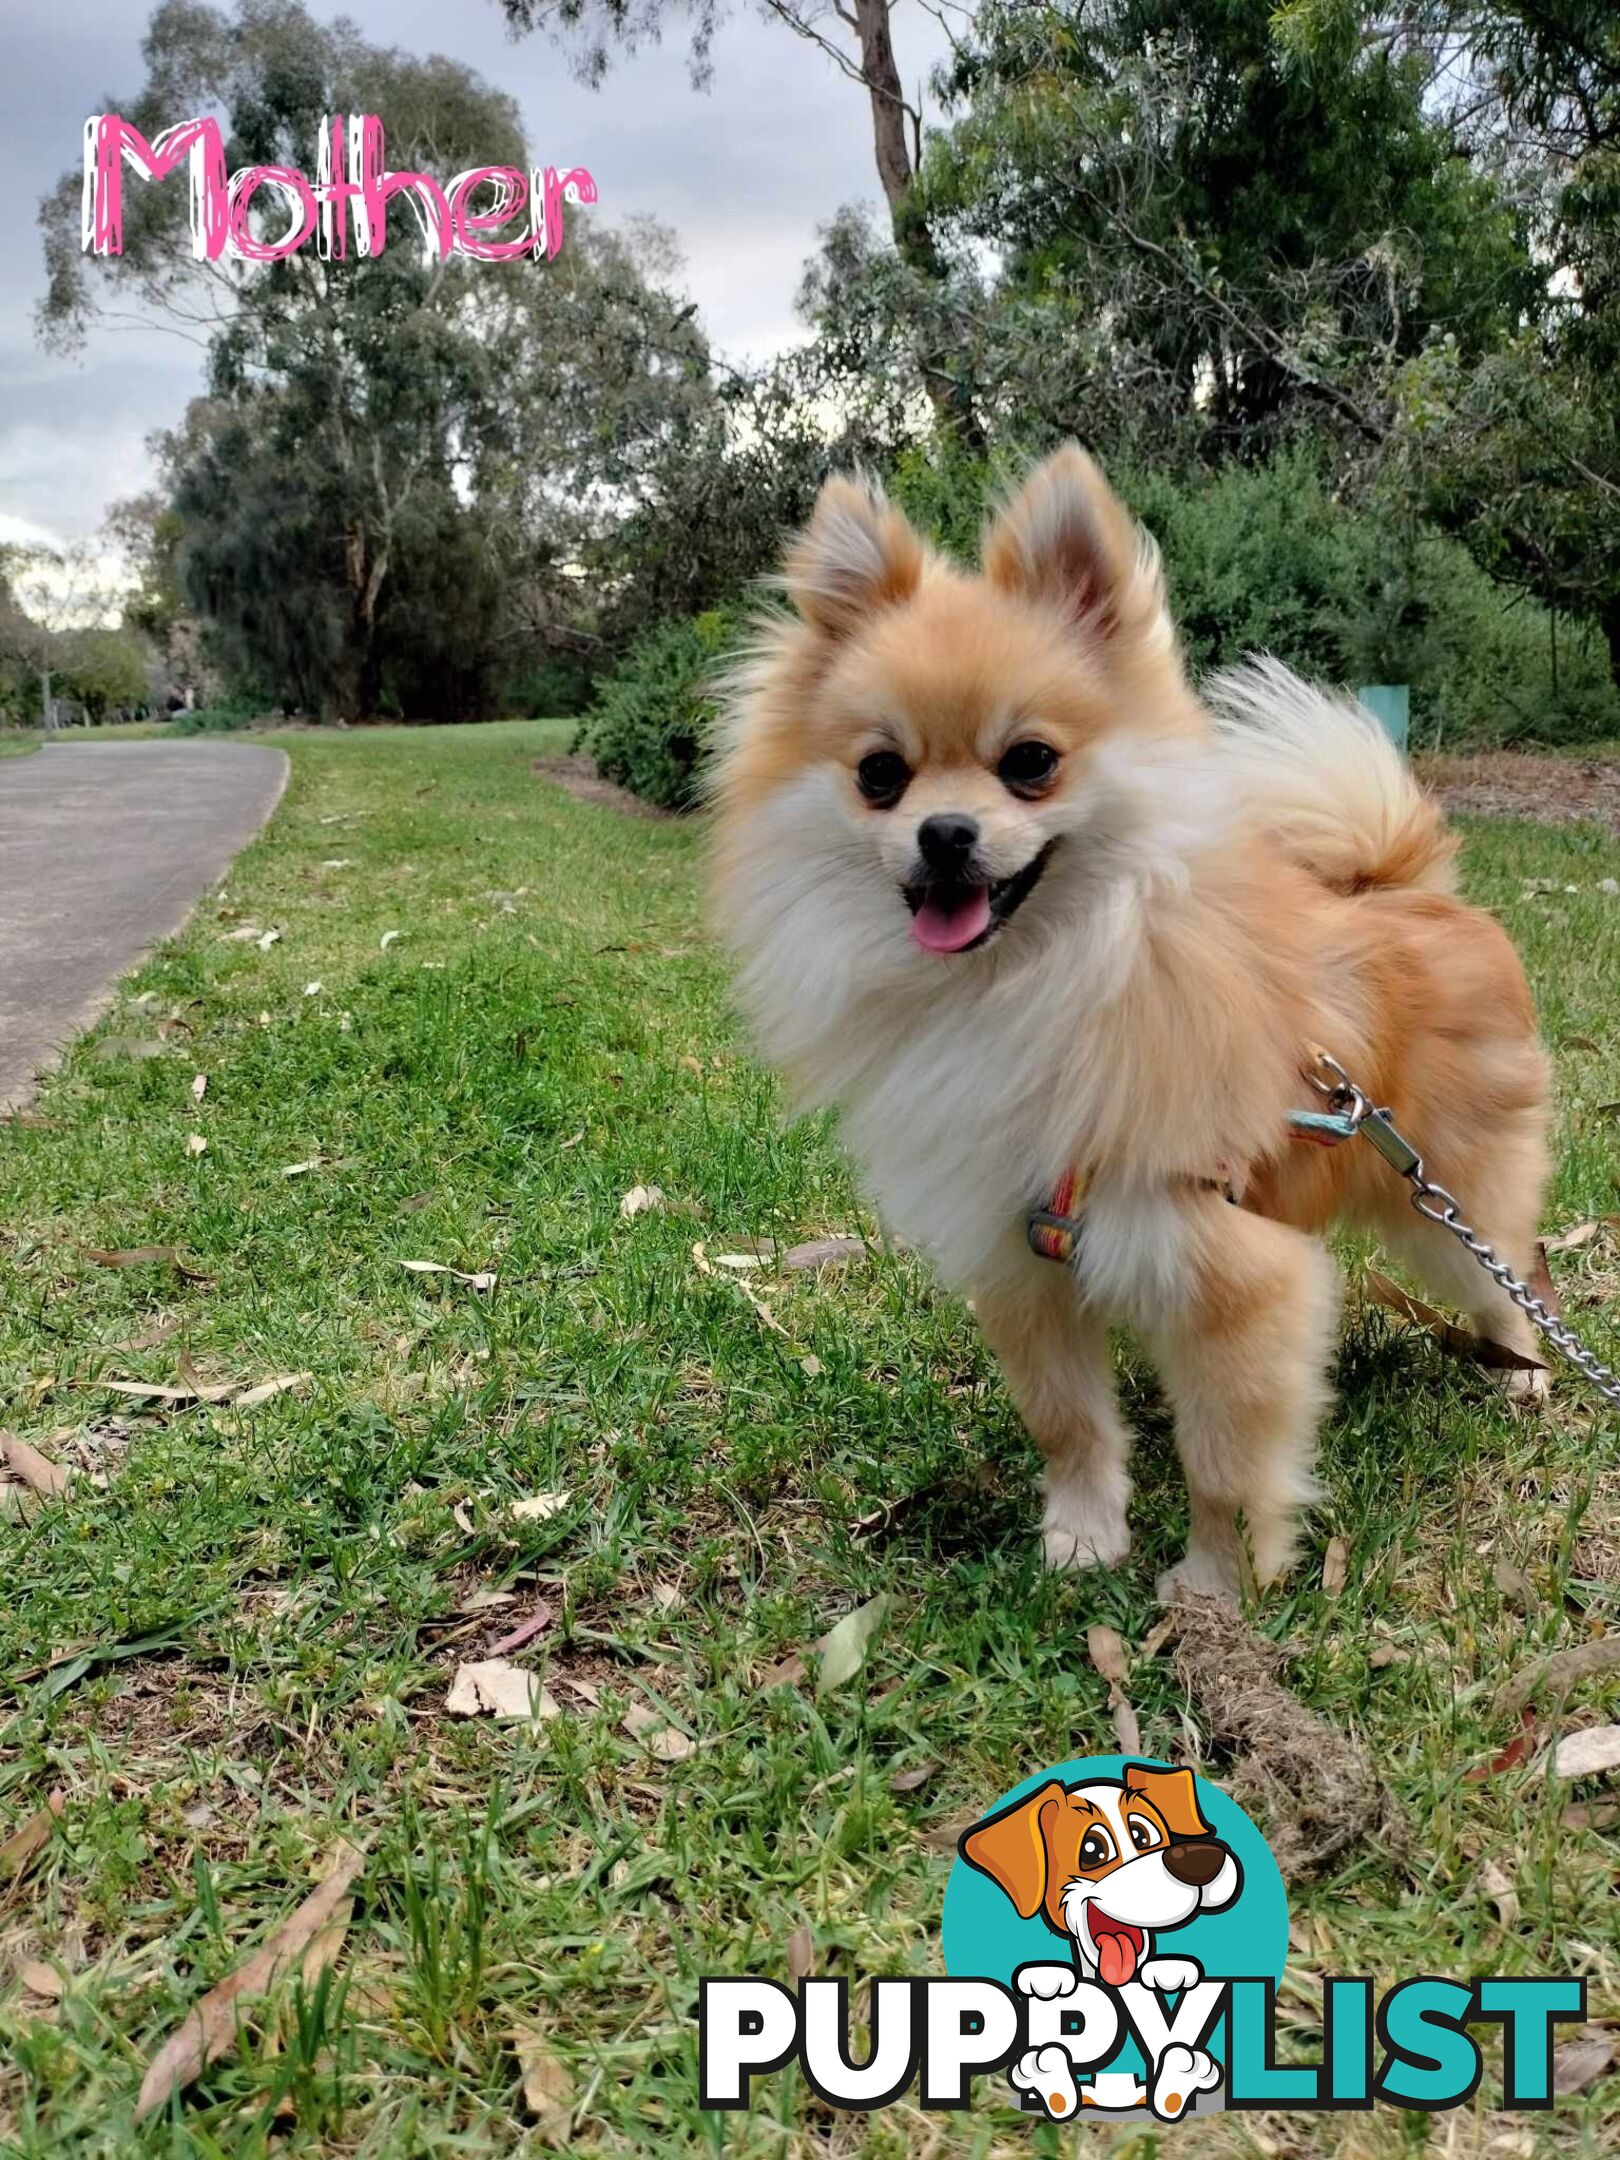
[983,444,1165,647]
[1123,1762,1211,1842]
[783,474,925,637]
[958,1780,1067,1920]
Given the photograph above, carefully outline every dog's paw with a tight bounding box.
[1041,1487,1130,1572]
[1149,2042,1221,2122]
[1494,1361,1550,1407]
[1010,2044,1079,2120]
[1138,1955,1202,1993]
[1154,1551,1240,1604]
[1015,1962,1079,2000]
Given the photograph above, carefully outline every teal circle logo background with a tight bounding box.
[941,1756,1289,2084]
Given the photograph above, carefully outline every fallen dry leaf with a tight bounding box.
[0,1791,65,1882]
[1552,1725,1620,1780]
[1322,1536,1349,1595]
[1465,1708,1538,1783]
[280,1159,324,1179]
[510,1491,570,1523]
[445,1661,560,1723]
[459,1586,516,1614]
[1496,1636,1620,1719]
[134,1841,364,2121]
[511,2022,574,2136]
[2,1435,73,1499]
[18,1959,64,1999]
[1366,1270,1546,1372]
[890,1761,940,1795]
[256,928,281,951]
[622,1701,696,1761]
[400,1259,497,1291]
[379,929,401,951]
[620,1184,667,1220]
[1491,1558,1534,1612]
[816,1595,889,1695]
[1544,1220,1600,1254]
[488,1599,556,1656]
[101,1377,231,1408]
[782,1235,866,1271]
[787,1924,815,1981]
[190,1074,208,1103]
[712,1252,766,1271]
[1552,2031,1617,2096]
[757,1651,807,1691]
[1477,1857,1520,1929]
[231,1373,311,1411]
[1085,1625,1130,1686]
[1086,1624,1141,1753]
[649,1580,681,1613]
[185,1134,208,1158]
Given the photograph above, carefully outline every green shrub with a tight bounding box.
[500,652,595,719]
[1124,451,1618,748]
[574,605,747,810]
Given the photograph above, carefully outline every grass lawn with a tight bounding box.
[2,717,1618,2156]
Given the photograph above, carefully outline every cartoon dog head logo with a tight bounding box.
[943,1755,1287,2124]
[960,1762,1242,1987]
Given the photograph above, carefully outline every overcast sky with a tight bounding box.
[0,0,954,551]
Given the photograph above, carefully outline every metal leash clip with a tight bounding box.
[1306,1045,1620,1410]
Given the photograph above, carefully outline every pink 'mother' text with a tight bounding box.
[82,113,597,265]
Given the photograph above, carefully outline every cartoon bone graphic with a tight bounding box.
[959,1761,1241,2122]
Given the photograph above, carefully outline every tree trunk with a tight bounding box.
[1604,595,1620,696]
[850,0,984,452]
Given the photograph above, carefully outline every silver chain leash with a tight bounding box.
[1309,1051,1620,1411]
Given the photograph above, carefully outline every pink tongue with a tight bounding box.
[911,886,992,954]
[1097,1931,1136,1988]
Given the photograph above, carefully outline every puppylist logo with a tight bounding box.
[700,1755,1585,2122]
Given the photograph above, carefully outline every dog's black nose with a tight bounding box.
[1163,1840,1228,1888]
[916,814,980,871]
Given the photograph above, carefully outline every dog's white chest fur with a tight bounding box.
[724,765,1219,1316]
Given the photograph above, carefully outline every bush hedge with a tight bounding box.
[579,445,1618,808]
[574,605,747,811]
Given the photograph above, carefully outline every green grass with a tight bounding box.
[1,719,1618,2155]
[0,731,42,758]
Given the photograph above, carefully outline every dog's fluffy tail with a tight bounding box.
[1206,656,1457,897]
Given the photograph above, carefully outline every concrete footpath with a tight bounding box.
[0,741,288,1109]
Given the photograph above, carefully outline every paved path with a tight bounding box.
[0,741,288,1109]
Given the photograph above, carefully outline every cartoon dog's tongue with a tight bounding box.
[911,884,991,954]
[1089,1913,1143,1987]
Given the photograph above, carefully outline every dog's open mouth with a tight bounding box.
[904,841,1056,955]
[1085,1906,1146,1988]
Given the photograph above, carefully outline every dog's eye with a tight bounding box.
[997,741,1059,798]
[1127,1816,1161,1853]
[856,750,911,808]
[1078,1829,1115,1869]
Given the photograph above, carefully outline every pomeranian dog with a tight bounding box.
[711,445,1549,1596]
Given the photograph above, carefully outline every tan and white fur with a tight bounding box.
[710,446,1550,1596]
